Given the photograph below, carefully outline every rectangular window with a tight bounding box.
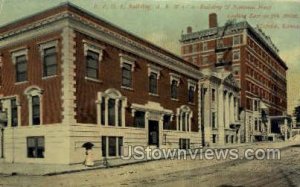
[149,72,158,94]
[182,113,186,131]
[202,42,208,51]
[108,99,115,126]
[163,115,172,130]
[212,134,217,143]
[101,97,105,125]
[122,63,132,88]
[108,137,116,157]
[118,100,122,127]
[171,80,178,99]
[101,136,106,157]
[179,138,190,149]
[202,56,208,64]
[16,55,27,82]
[134,111,145,128]
[86,50,99,79]
[233,35,241,45]
[233,50,240,61]
[212,89,216,102]
[32,96,40,125]
[102,136,123,157]
[216,53,223,63]
[188,86,195,103]
[43,47,57,77]
[11,98,18,127]
[212,112,216,128]
[27,137,44,158]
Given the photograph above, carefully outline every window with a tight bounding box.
[102,136,123,157]
[98,89,126,127]
[233,35,241,45]
[202,56,208,64]
[149,72,158,94]
[121,63,132,88]
[212,112,216,128]
[27,137,44,158]
[202,42,208,51]
[212,134,217,143]
[15,55,27,82]
[188,86,195,103]
[225,135,229,143]
[177,106,192,132]
[101,97,105,125]
[179,138,190,149]
[11,98,18,127]
[108,98,116,126]
[86,50,99,79]
[163,115,172,130]
[212,89,216,102]
[171,80,178,99]
[43,47,57,77]
[32,96,40,125]
[232,50,240,61]
[216,53,223,63]
[134,111,145,128]
[217,39,224,48]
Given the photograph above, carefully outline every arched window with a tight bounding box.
[176,105,193,132]
[97,89,127,127]
[24,86,43,126]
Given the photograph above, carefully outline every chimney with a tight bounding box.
[187,26,192,34]
[209,13,218,28]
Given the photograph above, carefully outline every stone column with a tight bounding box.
[115,99,119,127]
[218,86,225,145]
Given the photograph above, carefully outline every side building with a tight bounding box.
[0,3,240,164]
[180,13,288,143]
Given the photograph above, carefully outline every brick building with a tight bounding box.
[180,13,288,143]
[0,4,240,164]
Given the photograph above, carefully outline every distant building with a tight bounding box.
[180,13,288,143]
[0,3,240,164]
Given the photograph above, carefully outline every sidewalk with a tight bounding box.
[0,141,298,176]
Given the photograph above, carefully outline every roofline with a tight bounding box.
[0,2,199,70]
[180,21,288,70]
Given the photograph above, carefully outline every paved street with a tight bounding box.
[0,143,299,187]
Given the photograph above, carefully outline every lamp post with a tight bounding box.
[0,110,8,159]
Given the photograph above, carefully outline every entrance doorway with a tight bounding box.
[148,120,159,147]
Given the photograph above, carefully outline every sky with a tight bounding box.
[0,0,299,114]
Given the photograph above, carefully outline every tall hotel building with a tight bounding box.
[180,13,288,142]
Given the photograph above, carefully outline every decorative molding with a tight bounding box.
[169,73,181,85]
[119,53,136,71]
[24,86,44,126]
[83,39,105,61]
[11,48,28,65]
[39,40,58,56]
[0,11,204,79]
[147,64,162,78]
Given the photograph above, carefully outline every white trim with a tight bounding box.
[119,53,136,71]
[96,89,127,127]
[11,48,28,65]
[169,73,181,85]
[24,86,43,126]
[39,40,58,56]
[83,39,105,61]
[147,64,162,79]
